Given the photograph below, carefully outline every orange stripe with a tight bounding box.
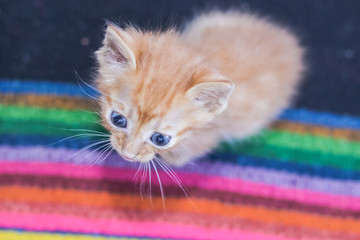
[1,186,360,233]
[271,121,360,141]
[0,93,96,110]
[2,200,359,240]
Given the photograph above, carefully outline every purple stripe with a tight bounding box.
[0,146,360,196]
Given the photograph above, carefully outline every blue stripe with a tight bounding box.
[280,108,360,130]
[0,134,94,149]
[3,134,360,180]
[0,79,98,98]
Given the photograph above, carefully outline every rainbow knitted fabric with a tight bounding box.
[1,80,360,240]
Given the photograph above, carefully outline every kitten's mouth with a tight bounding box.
[119,153,153,163]
[118,152,137,162]
[121,155,135,161]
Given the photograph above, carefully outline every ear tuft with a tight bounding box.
[186,78,234,115]
[96,24,136,71]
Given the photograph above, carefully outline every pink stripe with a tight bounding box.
[0,211,312,240]
[1,161,360,211]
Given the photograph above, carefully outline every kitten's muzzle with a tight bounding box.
[121,154,136,161]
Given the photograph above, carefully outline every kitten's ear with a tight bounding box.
[186,78,234,115]
[96,24,136,71]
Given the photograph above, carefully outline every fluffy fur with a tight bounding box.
[95,11,304,166]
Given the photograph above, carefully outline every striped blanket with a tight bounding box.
[1,80,360,240]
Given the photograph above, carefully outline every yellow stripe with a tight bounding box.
[0,230,149,240]
[0,93,96,110]
[271,120,360,141]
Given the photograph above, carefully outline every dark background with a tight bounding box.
[1,0,359,115]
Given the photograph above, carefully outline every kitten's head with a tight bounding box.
[95,24,233,163]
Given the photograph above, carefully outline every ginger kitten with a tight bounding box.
[95,11,304,166]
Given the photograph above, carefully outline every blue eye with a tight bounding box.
[110,111,127,128]
[150,132,171,147]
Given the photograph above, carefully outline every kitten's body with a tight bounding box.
[95,11,304,166]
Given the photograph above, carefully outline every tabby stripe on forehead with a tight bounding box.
[177,126,194,136]
[136,106,157,132]
[1,174,359,218]
[105,95,112,105]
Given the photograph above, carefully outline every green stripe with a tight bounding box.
[0,104,98,126]
[0,121,105,136]
[2,104,360,160]
[0,104,106,137]
[218,130,360,159]
[263,130,360,158]
[218,142,360,171]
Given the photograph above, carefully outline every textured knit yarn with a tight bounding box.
[0,80,359,240]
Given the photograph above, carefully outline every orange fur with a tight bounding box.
[95,11,305,166]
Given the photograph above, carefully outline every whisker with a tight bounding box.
[155,157,191,199]
[87,119,105,124]
[74,70,127,109]
[89,105,102,115]
[64,139,110,163]
[151,160,165,210]
[89,143,112,166]
[148,161,153,207]
[155,157,198,211]
[74,71,101,101]
[134,162,144,181]
[88,144,109,166]
[49,127,110,139]
[78,141,111,164]
[46,133,109,147]
[98,146,114,164]
[139,163,148,201]
[79,109,102,115]
[58,128,110,135]
[74,71,113,101]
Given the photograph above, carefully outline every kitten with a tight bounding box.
[95,11,304,166]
